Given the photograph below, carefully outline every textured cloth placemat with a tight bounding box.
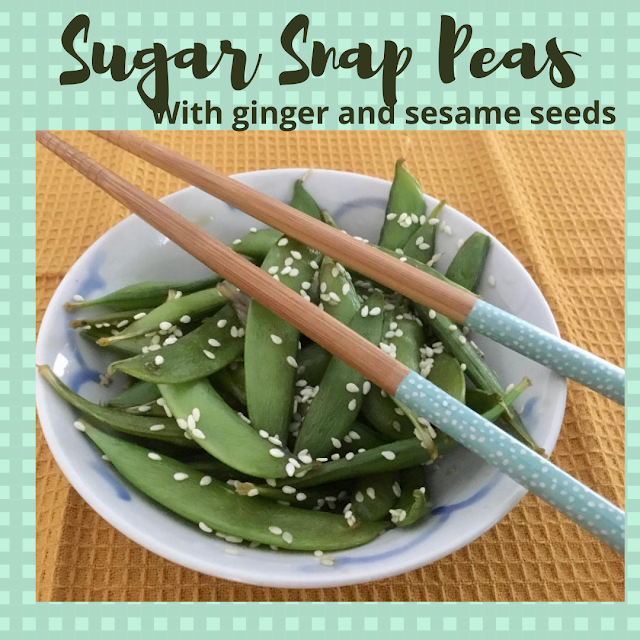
[36,131,625,602]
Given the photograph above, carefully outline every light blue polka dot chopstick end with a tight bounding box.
[396,371,625,555]
[466,300,624,405]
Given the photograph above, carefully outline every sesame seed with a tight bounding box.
[270,449,285,458]
[187,414,196,430]
[386,213,397,220]
[381,450,396,460]
[176,418,188,430]
[291,250,302,259]
[458,335,467,344]
[331,453,341,461]
[348,399,357,411]
[284,257,294,266]
[230,326,240,338]
[282,485,296,494]
[345,452,355,460]
[290,268,299,277]
[159,321,172,331]
[457,238,464,248]
[449,324,457,331]
[310,260,319,269]
[328,292,341,302]
[296,493,307,501]
[116,319,129,328]
[268,266,279,275]
[232,238,242,245]
[346,382,359,393]
[217,319,228,328]
[361,306,369,317]
[369,307,381,316]
[277,238,289,246]
[73,420,86,432]
[488,275,496,286]
[149,424,165,432]
[461,363,467,371]
[148,452,162,461]
[362,381,371,395]
[355,491,364,503]
[419,243,430,251]
[199,522,213,533]
[192,428,205,440]
[269,525,283,535]
[349,430,361,440]
[147,344,161,352]
[282,531,293,544]
[506,383,515,393]
[250,227,257,233]
[200,475,212,486]
[286,356,298,368]
[268,435,282,446]
[247,488,259,497]
[270,334,283,345]
[393,482,402,498]
[155,355,164,366]
[314,550,324,557]
[281,266,292,275]
[203,349,216,359]
[331,437,342,449]
[428,309,437,319]
[366,487,376,500]
[173,472,189,481]
[428,218,440,226]
[208,338,220,347]
[73,294,84,302]
[301,281,311,290]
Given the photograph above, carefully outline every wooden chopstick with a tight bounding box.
[36,131,410,395]
[89,130,476,325]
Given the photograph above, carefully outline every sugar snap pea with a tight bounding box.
[394,467,430,527]
[38,365,192,447]
[445,232,491,293]
[158,378,299,479]
[236,480,350,512]
[294,292,385,457]
[107,380,160,409]
[98,287,226,347]
[348,471,400,524]
[401,199,446,263]
[65,277,221,311]
[466,377,531,422]
[290,436,458,489]
[318,256,361,323]
[378,160,427,250]
[79,325,163,356]
[69,309,152,331]
[231,228,281,261]
[107,304,244,383]
[83,421,385,551]
[245,181,323,441]
[428,353,466,403]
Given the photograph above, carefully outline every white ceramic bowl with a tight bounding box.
[36,169,566,589]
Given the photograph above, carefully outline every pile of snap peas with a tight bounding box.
[40,161,539,560]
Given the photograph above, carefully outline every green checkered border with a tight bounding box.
[2,0,638,635]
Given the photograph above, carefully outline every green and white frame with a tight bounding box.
[2,0,639,636]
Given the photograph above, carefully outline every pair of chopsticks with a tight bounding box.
[36,131,625,554]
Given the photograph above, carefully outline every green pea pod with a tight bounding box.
[349,471,400,523]
[236,480,350,511]
[445,232,491,293]
[83,422,385,552]
[318,256,361,323]
[416,308,542,453]
[78,325,161,356]
[245,181,323,441]
[466,377,531,422]
[297,342,332,387]
[361,303,424,440]
[108,305,244,383]
[65,277,222,311]
[230,228,281,261]
[394,467,430,527]
[98,287,226,347]
[294,292,385,457]
[291,435,458,489]
[378,160,427,250]
[360,389,415,440]
[339,421,390,455]
[69,309,153,331]
[158,378,297,479]
[37,365,192,447]
[210,361,247,406]
[401,199,446,263]
[107,380,160,408]
[428,353,466,403]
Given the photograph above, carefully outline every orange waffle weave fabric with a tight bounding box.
[36,131,625,602]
